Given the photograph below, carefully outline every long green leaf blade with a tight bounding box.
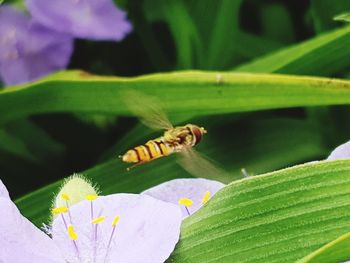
[334,12,350,22]
[234,26,350,75]
[2,71,350,124]
[171,160,350,263]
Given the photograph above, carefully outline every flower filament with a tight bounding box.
[54,200,121,263]
[178,198,193,216]
[178,191,212,216]
[104,215,120,263]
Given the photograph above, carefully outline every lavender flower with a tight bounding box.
[0,179,182,263]
[25,0,132,40]
[0,6,73,85]
[0,179,64,262]
[327,140,350,160]
[0,179,10,198]
[142,178,225,218]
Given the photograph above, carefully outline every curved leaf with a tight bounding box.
[235,26,350,75]
[171,160,350,263]
[334,13,350,22]
[2,71,350,124]
[299,231,350,263]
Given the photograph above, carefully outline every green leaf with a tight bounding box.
[7,71,349,227]
[0,129,35,162]
[234,26,350,75]
[143,0,202,68]
[260,2,295,43]
[170,160,350,263]
[298,231,350,263]
[4,119,65,162]
[125,1,169,70]
[233,31,284,59]
[205,0,242,69]
[16,116,327,226]
[334,12,350,22]
[311,0,350,32]
[143,0,244,69]
[2,70,350,124]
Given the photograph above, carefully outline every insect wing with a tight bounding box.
[177,147,231,183]
[121,90,173,130]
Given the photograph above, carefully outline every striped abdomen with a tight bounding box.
[122,139,173,164]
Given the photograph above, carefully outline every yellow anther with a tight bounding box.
[52,206,69,215]
[112,215,120,227]
[61,193,70,201]
[86,194,98,201]
[178,198,193,207]
[201,191,211,205]
[91,216,106,224]
[68,224,78,240]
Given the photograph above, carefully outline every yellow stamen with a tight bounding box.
[61,193,70,201]
[112,215,120,227]
[201,191,211,205]
[91,216,106,224]
[52,206,68,215]
[86,194,98,201]
[68,224,78,240]
[178,198,193,207]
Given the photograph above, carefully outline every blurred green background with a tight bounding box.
[1,0,350,201]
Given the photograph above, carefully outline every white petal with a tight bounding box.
[0,198,65,263]
[52,194,182,263]
[327,141,350,160]
[142,178,225,218]
[0,179,10,199]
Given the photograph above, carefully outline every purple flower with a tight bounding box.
[327,140,350,160]
[0,180,182,263]
[25,0,132,40]
[0,6,73,85]
[142,178,225,218]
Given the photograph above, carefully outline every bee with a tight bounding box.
[119,90,228,181]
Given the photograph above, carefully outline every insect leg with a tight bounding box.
[126,161,148,171]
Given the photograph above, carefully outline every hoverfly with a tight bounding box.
[119,90,227,181]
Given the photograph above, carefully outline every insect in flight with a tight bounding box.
[119,90,227,181]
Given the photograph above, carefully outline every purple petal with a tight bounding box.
[142,178,225,218]
[0,198,65,263]
[327,140,350,160]
[26,0,132,40]
[52,194,182,263]
[0,6,29,59]
[0,6,73,86]
[0,179,10,199]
